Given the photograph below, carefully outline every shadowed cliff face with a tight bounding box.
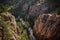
[0,0,59,21]
[0,0,60,18]
[33,14,60,40]
[29,3,56,17]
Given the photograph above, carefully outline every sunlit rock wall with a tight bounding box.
[33,14,60,40]
[0,12,21,40]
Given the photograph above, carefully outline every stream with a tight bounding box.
[20,18,36,40]
[28,27,36,40]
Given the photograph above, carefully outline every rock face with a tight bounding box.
[29,3,56,17]
[0,12,21,40]
[33,14,60,40]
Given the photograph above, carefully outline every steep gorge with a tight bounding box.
[0,0,60,40]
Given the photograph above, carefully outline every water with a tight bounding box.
[20,18,26,26]
[28,27,36,40]
[20,18,36,40]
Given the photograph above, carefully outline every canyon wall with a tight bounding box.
[33,14,60,40]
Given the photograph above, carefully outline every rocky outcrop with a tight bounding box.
[0,12,21,40]
[33,13,60,40]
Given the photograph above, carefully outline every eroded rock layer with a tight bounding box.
[0,12,21,40]
[33,14,60,40]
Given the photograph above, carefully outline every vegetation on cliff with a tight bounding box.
[0,0,60,40]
